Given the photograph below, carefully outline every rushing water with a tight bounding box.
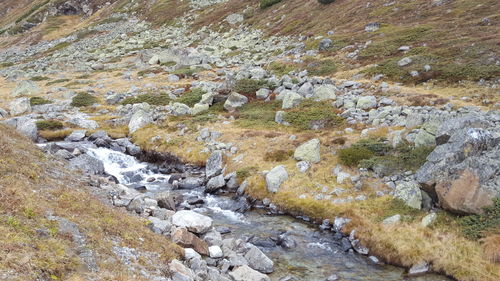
[87,147,451,281]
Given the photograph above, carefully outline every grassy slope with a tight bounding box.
[0,124,181,280]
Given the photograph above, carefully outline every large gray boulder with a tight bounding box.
[266,165,288,193]
[128,110,153,134]
[69,154,105,175]
[313,85,337,101]
[224,92,248,111]
[356,96,377,109]
[11,80,41,97]
[415,114,500,214]
[172,210,213,234]
[282,91,303,109]
[171,102,191,116]
[8,97,31,116]
[294,138,321,163]
[2,117,37,141]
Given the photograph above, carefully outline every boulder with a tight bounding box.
[9,97,31,116]
[229,265,270,281]
[294,138,321,163]
[318,38,333,51]
[169,259,195,281]
[11,80,41,97]
[172,210,213,234]
[226,13,244,25]
[3,117,37,141]
[171,102,191,116]
[394,181,422,209]
[416,115,500,214]
[266,165,288,193]
[171,227,209,256]
[282,91,303,109]
[312,85,337,101]
[224,92,248,111]
[297,82,314,98]
[206,150,223,178]
[190,103,209,115]
[128,110,153,134]
[69,154,105,175]
[65,130,86,142]
[244,245,274,273]
[208,245,223,258]
[206,174,226,193]
[256,88,271,99]
[356,96,377,109]
[155,191,176,211]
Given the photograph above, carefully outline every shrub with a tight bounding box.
[30,76,50,81]
[171,67,202,77]
[264,150,293,162]
[267,62,296,76]
[121,93,171,106]
[460,199,500,239]
[36,120,63,131]
[260,0,282,9]
[46,79,70,86]
[234,79,274,96]
[30,97,52,106]
[176,88,206,107]
[70,92,98,107]
[352,138,391,156]
[284,101,343,130]
[236,100,281,128]
[338,147,374,167]
[236,166,258,182]
[305,59,337,76]
[318,0,336,4]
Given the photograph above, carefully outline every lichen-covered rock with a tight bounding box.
[294,138,321,163]
[394,181,422,209]
[416,114,500,214]
[224,92,248,111]
[266,165,288,193]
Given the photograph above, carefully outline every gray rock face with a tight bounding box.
[11,80,41,97]
[294,138,321,163]
[128,110,153,133]
[9,97,31,115]
[230,265,270,281]
[266,165,288,193]
[206,174,226,193]
[172,210,213,234]
[394,181,422,209]
[65,130,87,142]
[416,114,500,214]
[69,154,105,175]
[206,150,223,178]
[224,92,248,111]
[169,259,195,281]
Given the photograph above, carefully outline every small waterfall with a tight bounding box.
[87,147,149,184]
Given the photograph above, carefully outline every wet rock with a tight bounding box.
[244,245,274,273]
[206,174,226,193]
[155,191,176,211]
[206,150,223,178]
[229,265,270,281]
[172,210,213,234]
[69,154,104,175]
[408,261,430,276]
[172,227,209,256]
[294,138,321,164]
[266,165,288,193]
[179,177,205,189]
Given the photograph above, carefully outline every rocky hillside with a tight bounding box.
[0,0,499,281]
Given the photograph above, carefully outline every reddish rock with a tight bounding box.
[171,227,209,256]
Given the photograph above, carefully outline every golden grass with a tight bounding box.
[0,124,181,280]
[38,129,73,141]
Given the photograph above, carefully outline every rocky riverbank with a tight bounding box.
[0,1,498,280]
